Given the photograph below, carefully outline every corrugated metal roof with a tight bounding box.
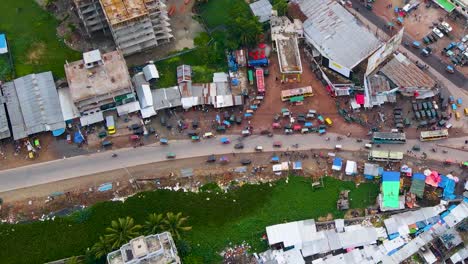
[380,53,436,89]
[250,0,273,23]
[0,98,11,139]
[2,72,65,139]
[299,0,382,69]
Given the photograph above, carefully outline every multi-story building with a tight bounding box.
[107,232,180,264]
[73,0,174,56]
[73,0,109,36]
[64,49,139,125]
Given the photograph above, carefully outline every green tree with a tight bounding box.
[143,213,165,235]
[226,3,263,48]
[91,236,113,260]
[104,216,141,249]
[272,0,288,16]
[163,212,192,239]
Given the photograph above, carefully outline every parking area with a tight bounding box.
[373,0,468,76]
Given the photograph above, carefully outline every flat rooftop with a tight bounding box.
[100,0,149,26]
[64,50,132,105]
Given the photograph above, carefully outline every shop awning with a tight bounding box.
[289,96,304,103]
[355,94,365,105]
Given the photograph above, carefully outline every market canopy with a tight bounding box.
[410,173,426,198]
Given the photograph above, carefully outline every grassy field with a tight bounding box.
[0,177,378,263]
[198,0,247,29]
[0,0,81,79]
[0,54,13,81]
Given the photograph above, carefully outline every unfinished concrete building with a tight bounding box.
[73,0,173,56]
[101,0,173,55]
[270,16,303,82]
[73,0,109,36]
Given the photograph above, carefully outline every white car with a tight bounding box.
[441,21,452,32]
[462,34,468,43]
[432,27,444,38]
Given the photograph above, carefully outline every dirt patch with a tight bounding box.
[26,42,46,64]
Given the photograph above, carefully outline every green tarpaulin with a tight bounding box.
[289,96,304,103]
[434,0,455,12]
[409,179,425,198]
[382,181,400,208]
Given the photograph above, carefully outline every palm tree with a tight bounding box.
[163,212,192,239]
[105,216,141,249]
[143,213,165,235]
[65,256,82,264]
[91,236,113,259]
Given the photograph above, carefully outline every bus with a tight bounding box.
[420,129,449,141]
[248,70,253,85]
[368,150,403,162]
[281,86,313,102]
[256,68,265,95]
[372,132,406,144]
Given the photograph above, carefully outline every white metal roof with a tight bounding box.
[299,0,381,69]
[57,87,80,121]
[266,221,303,247]
[83,49,102,65]
[249,0,273,23]
[116,101,141,116]
[80,111,104,126]
[0,99,11,140]
[143,64,159,81]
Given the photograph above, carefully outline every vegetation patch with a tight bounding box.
[0,0,80,78]
[0,177,378,263]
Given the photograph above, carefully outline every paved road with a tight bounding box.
[349,0,467,90]
[0,133,466,193]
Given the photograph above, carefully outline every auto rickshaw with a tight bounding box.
[220,156,229,164]
[207,155,216,163]
[102,140,113,147]
[446,65,455,73]
[191,135,200,142]
[166,152,176,159]
[273,141,282,148]
[160,138,168,145]
[255,146,263,152]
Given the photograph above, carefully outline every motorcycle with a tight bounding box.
[112,153,118,158]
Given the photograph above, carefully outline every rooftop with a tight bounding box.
[271,16,303,74]
[100,0,150,26]
[249,0,273,23]
[1,72,65,140]
[107,232,179,264]
[64,50,132,110]
[0,100,11,140]
[299,0,382,69]
[380,53,437,89]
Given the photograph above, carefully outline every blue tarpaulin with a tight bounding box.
[319,129,326,134]
[333,158,342,167]
[244,113,252,117]
[271,156,279,162]
[293,161,302,170]
[98,183,113,192]
[220,137,229,143]
[223,120,231,126]
[438,175,448,187]
[74,131,84,144]
[52,128,65,136]
[216,114,221,123]
[413,173,426,180]
[443,178,456,200]
[382,171,400,182]
[304,122,313,127]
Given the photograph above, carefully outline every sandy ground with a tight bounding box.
[250,50,368,137]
